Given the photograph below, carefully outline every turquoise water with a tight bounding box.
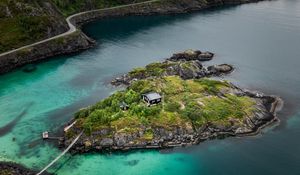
[1,0,300,174]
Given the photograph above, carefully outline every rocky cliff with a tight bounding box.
[69,0,261,28]
[0,31,95,74]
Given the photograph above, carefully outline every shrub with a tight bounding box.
[181,101,204,123]
[165,101,181,112]
[125,89,140,104]
[74,108,89,119]
[129,67,147,78]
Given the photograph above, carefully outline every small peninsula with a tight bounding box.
[61,50,281,153]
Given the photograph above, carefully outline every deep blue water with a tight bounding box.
[0,0,300,174]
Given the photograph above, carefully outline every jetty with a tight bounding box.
[42,131,62,140]
[37,131,83,175]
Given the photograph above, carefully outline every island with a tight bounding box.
[61,50,281,153]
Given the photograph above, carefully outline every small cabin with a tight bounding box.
[142,92,162,106]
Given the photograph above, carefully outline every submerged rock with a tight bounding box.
[0,162,52,175]
[22,64,37,73]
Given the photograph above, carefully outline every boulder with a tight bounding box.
[198,51,214,61]
[22,64,37,73]
[207,64,233,75]
[169,49,202,61]
[100,138,113,147]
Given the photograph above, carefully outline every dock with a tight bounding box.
[42,131,62,140]
[42,131,49,139]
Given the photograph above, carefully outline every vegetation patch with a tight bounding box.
[74,76,256,135]
[51,0,150,16]
[0,0,67,53]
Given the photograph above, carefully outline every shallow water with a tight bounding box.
[1,0,300,174]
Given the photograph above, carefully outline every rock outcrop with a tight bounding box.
[0,162,52,175]
[168,49,214,62]
[111,50,233,86]
[0,31,95,74]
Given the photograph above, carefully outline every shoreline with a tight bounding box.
[65,94,282,153]
[0,161,52,175]
[0,0,263,75]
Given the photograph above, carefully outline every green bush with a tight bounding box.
[74,108,89,119]
[181,101,204,123]
[76,76,255,134]
[125,89,140,104]
[165,102,181,112]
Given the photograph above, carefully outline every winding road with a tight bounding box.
[0,0,160,57]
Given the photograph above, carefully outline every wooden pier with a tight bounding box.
[42,131,62,140]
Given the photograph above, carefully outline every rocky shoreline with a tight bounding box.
[0,162,52,175]
[60,50,282,154]
[0,0,263,74]
[65,92,281,154]
[112,49,233,86]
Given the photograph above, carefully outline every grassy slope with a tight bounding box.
[0,0,67,53]
[74,76,255,137]
[0,0,156,53]
[51,0,150,16]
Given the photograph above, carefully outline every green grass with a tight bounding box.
[128,61,177,79]
[0,0,66,53]
[51,0,150,16]
[75,76,256,134]
[0,0,164,53]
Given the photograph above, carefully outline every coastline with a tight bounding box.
[63,91,282,154]
[0,0,263,75]
[0,161,52,175]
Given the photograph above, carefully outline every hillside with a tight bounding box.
[51,0,148,16]
[0,0,68,53]
[0,0,261,70]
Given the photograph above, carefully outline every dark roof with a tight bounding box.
[143,92,162,101]
[119,101,128,107]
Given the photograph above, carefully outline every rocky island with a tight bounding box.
[61,50,281,153]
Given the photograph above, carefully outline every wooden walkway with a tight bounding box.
[37,131,83,175]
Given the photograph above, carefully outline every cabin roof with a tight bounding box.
[143,92,162,101]
[119,101,129,107]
